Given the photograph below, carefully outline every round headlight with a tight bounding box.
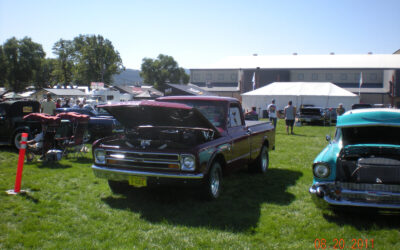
[181,155,195,171]
[95,149,106,164]
[313,163,330,178]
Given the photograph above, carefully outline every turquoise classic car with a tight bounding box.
[309,108,400,209]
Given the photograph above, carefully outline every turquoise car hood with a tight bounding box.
[338,109,400,127]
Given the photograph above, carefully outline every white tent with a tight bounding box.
[241,82,359,113]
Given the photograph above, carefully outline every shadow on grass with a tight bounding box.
[322,207,400,230]
[37,161,72,169]
[0,145,18,153]
[19,192,40,203]
[102,168,302,232]
[68,157,92,164]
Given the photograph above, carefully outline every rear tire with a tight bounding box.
[108,180,130,194]
[201,161,222,200]
[251,145,269,173]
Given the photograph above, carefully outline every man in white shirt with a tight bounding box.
[41,93,56,115]
[267,99,277,128]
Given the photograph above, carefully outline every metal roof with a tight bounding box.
[192,54,400,70]
[44,88,87,96]
[165,83,215,96]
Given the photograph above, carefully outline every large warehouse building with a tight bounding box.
[189,53,400,107]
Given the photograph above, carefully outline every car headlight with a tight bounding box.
[313,163,330,178]
[180,154,196,171]
[94,149,106,164]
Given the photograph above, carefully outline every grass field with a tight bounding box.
[1,121,399,249]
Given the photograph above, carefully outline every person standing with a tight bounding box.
[56,99,61,108]
[336,103,345,116]
[62,98,71,108]
[72,99,80,108]
[267,99,277,128]
[41,93,56,115]
[284,100,296,135]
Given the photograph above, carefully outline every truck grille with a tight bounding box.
[104,149,180,170]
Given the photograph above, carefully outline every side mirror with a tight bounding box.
[326,135,331,142]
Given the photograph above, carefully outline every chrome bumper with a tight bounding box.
[309,182,400,209]
[92,164,204,182]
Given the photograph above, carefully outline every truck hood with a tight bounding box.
[99,100,221,136]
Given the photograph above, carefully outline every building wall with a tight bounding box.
[191,68,397,106]
[290,69,383,88]
[360,93,392,105]
[191,69,238,84]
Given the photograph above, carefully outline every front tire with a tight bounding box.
[201,161,222,200]
[108,180,130,194]
[83,130,91,143]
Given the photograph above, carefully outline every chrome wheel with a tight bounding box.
[202,161,222,200]
[210,164,221,197]
[261,146,268,172]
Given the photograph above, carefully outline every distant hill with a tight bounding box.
[113,69,143,85]
[113,68,191,86]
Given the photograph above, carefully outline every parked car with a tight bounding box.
[91,96,276,200]
[0,100,41,148]
[298,107,326,125]
[323,108,337,125]
[309,108,400,209]
[55,107,123,142]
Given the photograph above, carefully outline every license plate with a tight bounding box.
[23,106,33,113]
[128,176,147,187]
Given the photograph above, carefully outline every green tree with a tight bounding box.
[2,37,45,92]
[140,54,189,89]
[73,34,124,86]
[0,45,6,86]
[52,39,75,87]
[35,58,57,88]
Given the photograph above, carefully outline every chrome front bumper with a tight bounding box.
[309,181,400,209]
[92,164,204,182]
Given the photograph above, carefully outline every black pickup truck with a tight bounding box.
[55,107,123,142]
[0,100,41,148]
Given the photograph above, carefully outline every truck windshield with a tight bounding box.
[160,100,227,128]
[342,126,400,145]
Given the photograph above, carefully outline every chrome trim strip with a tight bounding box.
[226,152,250,164]
[106,157,179,165]
[92,164,204,179]
[104,149,180,158]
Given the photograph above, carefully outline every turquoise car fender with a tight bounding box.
[313,140,341,183]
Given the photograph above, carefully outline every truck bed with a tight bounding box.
[245,120,270,126]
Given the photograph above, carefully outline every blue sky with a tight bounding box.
[1,0,399,69]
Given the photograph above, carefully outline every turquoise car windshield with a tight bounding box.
[342,126,400,145]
